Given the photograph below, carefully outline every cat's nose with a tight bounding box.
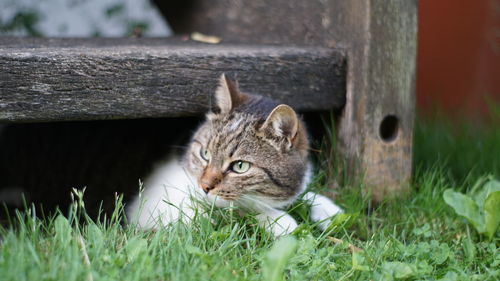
[200,168,222,194]
[200,181,214,194]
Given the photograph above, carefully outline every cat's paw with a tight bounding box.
[256,210,298,237]
[303,192,343,231]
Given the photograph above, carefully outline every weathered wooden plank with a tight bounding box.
[0,37,346,122]
[175,0,416,201]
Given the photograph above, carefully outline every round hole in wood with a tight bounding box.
[379,115,399,142]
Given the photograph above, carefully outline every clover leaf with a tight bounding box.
[443,177,500,240]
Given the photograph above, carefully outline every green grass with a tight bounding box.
[414,115,500,184]
[1,115,499,281]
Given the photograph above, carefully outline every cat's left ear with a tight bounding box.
[260,104,299,146]
[214,74,247,114]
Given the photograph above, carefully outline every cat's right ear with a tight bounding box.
[214,74,247,114]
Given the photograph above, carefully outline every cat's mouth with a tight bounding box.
[198,184,238,201]
[197,187,241,209]
[197,179,236,200]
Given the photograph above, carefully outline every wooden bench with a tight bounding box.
[0,0,417,201]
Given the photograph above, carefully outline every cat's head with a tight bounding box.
[184,74,310,209]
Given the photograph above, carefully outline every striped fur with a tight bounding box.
[184,75,309,208]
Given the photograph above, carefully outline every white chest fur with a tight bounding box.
[126,155,198,228]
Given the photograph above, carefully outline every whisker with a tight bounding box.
[238,194,275,212]
[169,145,189,149]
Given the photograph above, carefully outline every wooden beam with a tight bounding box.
[0,37,346,122]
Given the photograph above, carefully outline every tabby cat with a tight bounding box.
[127,74,342,236]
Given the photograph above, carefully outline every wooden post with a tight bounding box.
[333,1,418,201]
[173,0,418,200]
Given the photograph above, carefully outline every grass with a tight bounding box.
[1,114,499,281]
[414,114,500,184]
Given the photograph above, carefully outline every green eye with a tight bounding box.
[200,148,211,161]
[231,161,251,174]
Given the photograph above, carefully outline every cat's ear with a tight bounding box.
[260,104,299,145]
[215,74,246,114]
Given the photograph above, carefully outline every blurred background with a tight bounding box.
[1,0,498,119]
[0,0,171,37]
[418,0,499,120]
